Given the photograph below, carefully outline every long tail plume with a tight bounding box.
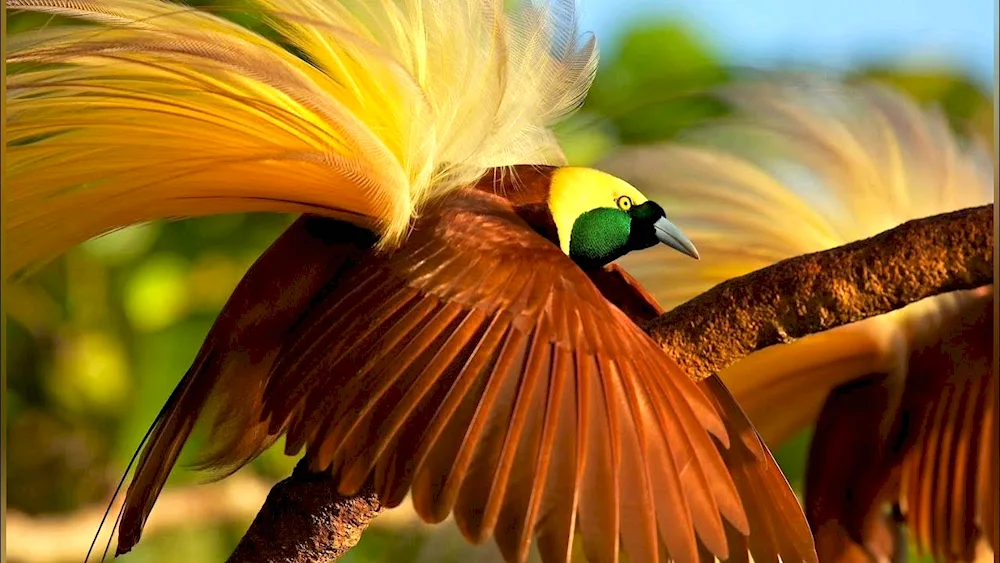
[5,0,598,276]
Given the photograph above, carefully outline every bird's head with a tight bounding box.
[547,167,700,269]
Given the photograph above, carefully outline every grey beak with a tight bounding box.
[653,216,700,260]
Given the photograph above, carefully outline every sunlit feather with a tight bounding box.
[603,77,992,317]
[4,0,598,276]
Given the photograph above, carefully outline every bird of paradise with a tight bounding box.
[5,1,817,562]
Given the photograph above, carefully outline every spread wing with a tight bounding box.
[590,263,818,563]
[253,189,760,563]
[893,288,996,562]
[114,217,379,554]
[804,374,902,563]
[802,287,996,563]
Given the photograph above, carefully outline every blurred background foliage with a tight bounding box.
[3,1,995,562]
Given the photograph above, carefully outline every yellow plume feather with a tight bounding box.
[5,0,598,277]
[599,76,994,445]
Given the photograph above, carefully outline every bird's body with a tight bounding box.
[118,164,814,563]
[5,2,817,559]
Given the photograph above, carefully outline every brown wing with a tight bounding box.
[803,374,901,563]
[589,262,666,323]
[588,264,819,563]
[798,287,996,563]
[257,189,759,563]
[894,288,995,563]
[980,358,998,555]
[116,218,376,553]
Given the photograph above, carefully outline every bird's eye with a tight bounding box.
[616,195,633,211]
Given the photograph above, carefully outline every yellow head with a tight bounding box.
[546,167,700,269]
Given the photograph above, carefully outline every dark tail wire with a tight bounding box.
[85,398,167,562]
[101,496,128,563]
[85,348,209,563]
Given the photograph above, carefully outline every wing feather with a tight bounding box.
[113,217,375,553]
[492,337,556,561]
[451,318,530,522]
[577,352,622,563]
[478,325,551,541]
[978,365,998,552]
[246,190,767,563]
[589,264,816,563]
[108,185,819,562]
[804,374,900,563]
[614,357,664,563]
[700,376,818,563]
[895,289,995,562]
[513,346,570,562]
[532,348,580,563]
[364,308,491,489]
[410,314,516,520]
[653,367,733,557]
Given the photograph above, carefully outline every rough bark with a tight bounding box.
[228,204,994,562]
[647,204,994,380]
[226,461,383,563]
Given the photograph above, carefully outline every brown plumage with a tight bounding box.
[5,2,817,560]
[113,166,816,563]
[805,287,996,563]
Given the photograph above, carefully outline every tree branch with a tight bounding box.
[647,204,994,380]
[226,461,384,563]
[228,204,994,562]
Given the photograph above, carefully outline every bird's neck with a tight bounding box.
[473,164,562,247]
[512,202,561,247]
[473,165,557,205]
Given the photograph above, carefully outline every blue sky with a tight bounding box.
[576,0,996,87]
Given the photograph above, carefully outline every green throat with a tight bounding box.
[568,208,632,268]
